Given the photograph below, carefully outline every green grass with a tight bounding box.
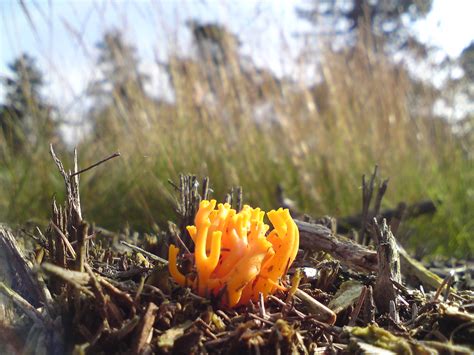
[0,39,472,258]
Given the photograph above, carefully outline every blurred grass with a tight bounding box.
[0,28,472,258]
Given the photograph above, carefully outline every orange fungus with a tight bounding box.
[168,200,299,307]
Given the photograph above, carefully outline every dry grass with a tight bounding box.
[0,5,472,258]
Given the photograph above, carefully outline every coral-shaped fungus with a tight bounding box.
[168,200,299,307]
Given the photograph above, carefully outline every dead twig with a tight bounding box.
[40,262,94,298]
[360,165,378,245]
[132,302,158,354]
[294,289,336,325]
[168,221,191,254]
[348,286,367,326]
[338,200,436,234]
[236,186,243,212]
[389,202,406,236]
[389,300,400,323]
[69,152,121,178]
[432,270,455,302]
[120,241,169,265]
[362,285,375,324]
[295,220,378,272]
[373,178,389,219]
[51,222,76,259]
[258,292,267,320]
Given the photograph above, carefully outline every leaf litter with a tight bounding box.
[0,149,472,354]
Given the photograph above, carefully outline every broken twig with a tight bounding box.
[69,152,121,178]
[120,241,169,265]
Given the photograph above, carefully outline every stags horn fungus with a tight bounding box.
[168,200,299,308]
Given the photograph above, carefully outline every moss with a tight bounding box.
[350,325,413,354]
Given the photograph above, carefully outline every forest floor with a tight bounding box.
[0,148,473,354]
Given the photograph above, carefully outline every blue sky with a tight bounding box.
[0,1,312,110]
[1,0,473,114]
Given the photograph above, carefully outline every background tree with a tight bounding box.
[90,30,148,108]
[187,20,241,67]
[87,29,150,138]
[459,41,474,105]
[459,41,474,81]
[453,41,474,158]
[0,54,56,152]
[296,0,432,53]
